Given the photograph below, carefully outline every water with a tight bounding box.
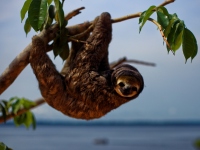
[1,125,200,150]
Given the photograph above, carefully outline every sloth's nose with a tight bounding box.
[123,86,138,95]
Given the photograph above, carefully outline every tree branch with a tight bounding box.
[111,0,175,24]
[0,0,175,95]
[158,0,175,7]
[110,57,156,68]
[0,24,59,95]
[0,8,89,95]
[65,7,85,21]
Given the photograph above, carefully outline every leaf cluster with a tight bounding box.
[21,0,69,61]
[0,142,12,150]
[194,138,200,149]
[139,6,198,62]
[20,1,198,63]
[0,97,36,129]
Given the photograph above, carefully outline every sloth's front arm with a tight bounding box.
[30,36,67,108]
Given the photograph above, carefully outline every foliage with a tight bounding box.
[0,97,36,130]
[20,1,198,63]
[139,6,198,62]
[21,0,69,61]
[0,142,12,150]
[194,138,200,150]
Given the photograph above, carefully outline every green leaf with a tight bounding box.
[20,0,32,22]
[59,43,70,61]
[182,28,198,62]
[4,97,36,130]
[0,142,6,150]
[194,139,200,149]
[13,111,36,129]
[170,13,178,21]
[24,111,33,128]
[54,0,65,28]
[24,18,31,36]
[53,37,62,58]
[0,142,12,150]
[166,24,176,52]
[139,5,156,32]
[9,97,18,103]
[164,13,179,38]
[28,0,48,31]
[166,19,181,52]
[53,45,62,58]
[0,103,7,122]
[172,22,185,51]
[191,34,198,60]
[173,30,183,51]
[7,97,18,109]
[157,6,169,17]
[139,11,146,24]
[22,99,35,109]
[47,0,53,5]
[14,113,26,126]
[171,19,180,28]
[164,18,176,37]
[12,99,21,114]
[9,97,35,114]
[49,5,55,19]
[43,16,53,29]
[32,114,37,130]
[42,5,55,29]
[157,11,169,29]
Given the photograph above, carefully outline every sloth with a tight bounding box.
[29,12,144,120]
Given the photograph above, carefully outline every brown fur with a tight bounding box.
[29,12,144,120]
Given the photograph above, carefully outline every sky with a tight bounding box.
[0,0,200,122]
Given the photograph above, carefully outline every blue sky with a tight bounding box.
[0,0,200,122]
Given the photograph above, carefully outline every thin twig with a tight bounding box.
[158,0,175,8]
[110,57,127,68]
[65,7,85,21]
[68,24,94,40]
[112,13,141,23]
[126,59,156,67]
[68,37,87,44]
[111,0,175,24]
[110,57,156,68]
[67,0,176,41]
[148,18,174,55]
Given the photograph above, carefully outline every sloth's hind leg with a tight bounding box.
[60,33,90,76]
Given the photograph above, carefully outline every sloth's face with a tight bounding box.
[114,75,141,98]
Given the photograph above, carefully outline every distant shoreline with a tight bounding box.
[2,120,200,127]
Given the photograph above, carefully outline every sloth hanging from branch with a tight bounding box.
[29,12,144,120]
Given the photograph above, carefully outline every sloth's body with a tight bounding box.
[30,12,144,120]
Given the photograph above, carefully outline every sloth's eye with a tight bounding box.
[118,82,125,87]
